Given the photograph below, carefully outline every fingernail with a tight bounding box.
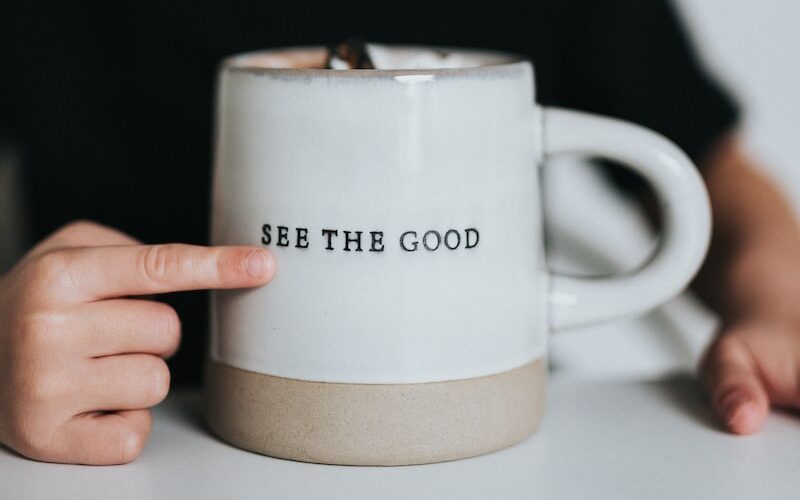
[245,250,268,278]
[721,393,757,433]
[722,393,749,419]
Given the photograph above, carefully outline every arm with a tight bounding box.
[695,134,800,434]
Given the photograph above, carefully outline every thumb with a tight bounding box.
[34,220,141,254]
[700,334,770,435]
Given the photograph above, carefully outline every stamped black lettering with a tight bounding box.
[465,228,480,249]
[444,229,461,250]
[321,228,338,250]
[369,231,384,252]
[422,230,441,251]
[295,227,309,248]
[400,231,418,252]
[260,225,479,254]
[343,230,363,252]
[261,224,272,245]
[276,226,290,247]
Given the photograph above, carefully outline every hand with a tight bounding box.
[688,137,800,435]
[0,221,274,464]
[700,314,800,434]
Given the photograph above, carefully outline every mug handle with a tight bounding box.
[541,106,712,331]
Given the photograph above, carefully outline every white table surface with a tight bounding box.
[3,162,797,498]
[1,371,799,500]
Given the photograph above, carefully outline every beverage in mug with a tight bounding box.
[206,45,711,465]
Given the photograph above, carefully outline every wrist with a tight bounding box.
[709,252,800,324]
[720,277,800,326]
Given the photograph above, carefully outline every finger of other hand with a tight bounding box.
[700,335,770,435]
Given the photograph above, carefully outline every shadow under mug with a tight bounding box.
[206,46,711,465]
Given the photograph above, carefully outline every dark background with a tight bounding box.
[0,0,737,385]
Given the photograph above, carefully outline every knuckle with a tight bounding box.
[29,250,71,287]
[140,245,182,284]
[15,311,67,349]
[60,219,101,235]
[27,371,67,403]
[9,312,67,358]
[44,220,97,245]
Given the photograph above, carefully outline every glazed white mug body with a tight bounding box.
[211,46,710,384]
[208,46,711,464]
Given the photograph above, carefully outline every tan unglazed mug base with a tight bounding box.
[204,358,546,466]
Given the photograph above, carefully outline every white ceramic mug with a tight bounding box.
[206,46,711,465]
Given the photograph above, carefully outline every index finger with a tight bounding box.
[61,243,275,300]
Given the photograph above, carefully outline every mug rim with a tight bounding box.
[221,44,532,79]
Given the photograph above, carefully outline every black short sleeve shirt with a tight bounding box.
[0,0,739,384]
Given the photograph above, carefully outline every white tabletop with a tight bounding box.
[2,166,797,499]
[1,372,799,500]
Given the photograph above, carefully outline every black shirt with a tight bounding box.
[0,0,738,385]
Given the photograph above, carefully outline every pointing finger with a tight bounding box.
[55,244,274,300]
